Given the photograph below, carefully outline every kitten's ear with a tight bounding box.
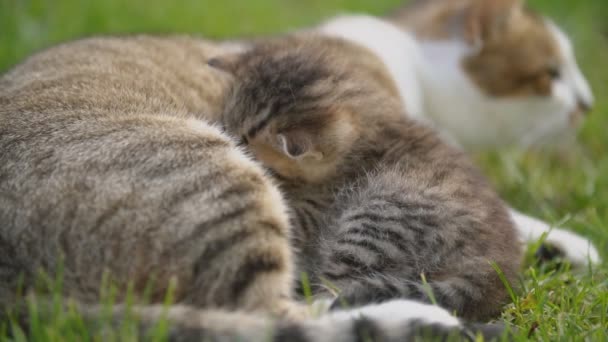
[207,54,241,75]
[275,131,323,161]
[465,0,524,46]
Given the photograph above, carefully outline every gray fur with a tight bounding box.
[0,34,505,340]
[217,34,522,320]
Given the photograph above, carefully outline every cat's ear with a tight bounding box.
[207,54,241,75]
[465,0,524,47]
[275,131,323,161]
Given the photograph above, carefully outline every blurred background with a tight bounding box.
[1,1,606,71]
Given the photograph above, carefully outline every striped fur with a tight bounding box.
[316,12,599,267]
[0,35,304,320]
[215,34,521,320]
[0,35,508,340]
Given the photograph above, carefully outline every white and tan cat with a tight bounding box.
[316,0,599,267]
[389,0,593,148]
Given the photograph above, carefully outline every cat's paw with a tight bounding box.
[329,299,459,326]
[537,228,601,267]
[326,300,510,341]
[511,210,601,267]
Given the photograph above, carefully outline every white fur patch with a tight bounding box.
[415,37,577,149]
[327,299,460,327]
[317,16,593,149]
[318,15,425,119]
[546,20,594,111]
[510,209,601,266]
[304,300,461,342]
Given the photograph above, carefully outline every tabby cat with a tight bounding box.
[0,35,304,318]
[212,33,521,321]
[0,36,503,340]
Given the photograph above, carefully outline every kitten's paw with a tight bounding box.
[537,228,601,267]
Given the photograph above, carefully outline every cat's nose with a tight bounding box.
[577,98,592,115]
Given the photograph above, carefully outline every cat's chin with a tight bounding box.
[568,108,588,128]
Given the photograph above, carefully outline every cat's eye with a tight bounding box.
[547,66,561,80]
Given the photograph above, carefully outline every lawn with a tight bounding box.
[1,0,607,340]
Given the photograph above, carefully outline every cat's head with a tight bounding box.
[210,36,396,183]
[391,0,593,148]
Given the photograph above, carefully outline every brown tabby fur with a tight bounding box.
[215,34,521,320]
[0,35,306,319]
[0,33,514,342]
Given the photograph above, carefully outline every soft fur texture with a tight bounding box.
[0,36,305,317]
[215,34,521,320]
[317,3,599,267]
[0,35,505,340]
[389,0,594,148]
[0,1,599,339]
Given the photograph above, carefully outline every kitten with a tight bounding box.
[213,34,521,320]
[317,3,600,267]
[0,35,503,340]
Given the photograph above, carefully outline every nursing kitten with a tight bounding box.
[0,36,502,341]
[317,3,600,267]
[214,34,521,320]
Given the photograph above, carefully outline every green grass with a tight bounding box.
[1,0,607,340]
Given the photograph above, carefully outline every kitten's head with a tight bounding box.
[392,0,593,147]
[210,37,394,183]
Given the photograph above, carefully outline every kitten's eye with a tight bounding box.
[547,66,561,80]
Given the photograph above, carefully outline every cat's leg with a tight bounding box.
[509,208,601,266]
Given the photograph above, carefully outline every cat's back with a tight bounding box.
[0,35,232,122]
[0,35,297,310]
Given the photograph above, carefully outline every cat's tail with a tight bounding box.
[6,296,509,341]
